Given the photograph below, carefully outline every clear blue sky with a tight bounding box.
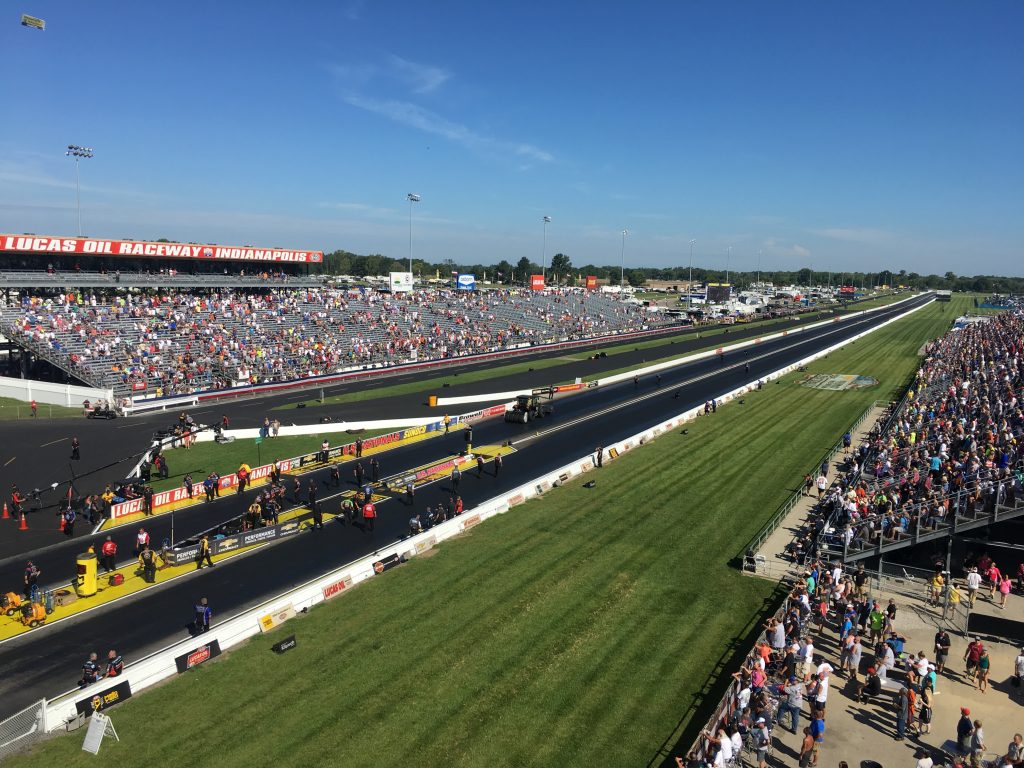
[1,1,1021,276]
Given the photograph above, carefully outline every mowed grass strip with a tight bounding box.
[145,428,394,493]
[9,297,964,768]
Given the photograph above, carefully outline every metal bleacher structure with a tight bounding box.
[0,273,671,400]
[813,339,1024,565]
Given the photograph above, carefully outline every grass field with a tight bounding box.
[0,397,81,420]
[146,428,394,492]
[9,296,968,768]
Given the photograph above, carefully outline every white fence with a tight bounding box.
[0,374,112,408]
[30,294,931,733]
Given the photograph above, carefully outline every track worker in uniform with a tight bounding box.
[193,597,212,633]
[196,534,214,570]
[100,536,117,573]
[362,499,377,532]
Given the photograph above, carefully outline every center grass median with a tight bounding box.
[145,428,394,493]
[9,296,966,768]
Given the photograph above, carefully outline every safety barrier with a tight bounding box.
[36,296,931,733]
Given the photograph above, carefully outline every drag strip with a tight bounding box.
[0,296,932,717]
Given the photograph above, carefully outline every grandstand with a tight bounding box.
[0,234,669,401]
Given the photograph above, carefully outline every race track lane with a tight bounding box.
[0,296,931,718]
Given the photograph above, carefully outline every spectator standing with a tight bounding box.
[957,708,974,755]
[971,720,987,768]
[966,567,982,607]
[779,676,803,734]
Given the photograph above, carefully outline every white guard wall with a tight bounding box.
[0,374,112,407]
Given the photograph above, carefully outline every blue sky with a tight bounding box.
[1,1,1021,276]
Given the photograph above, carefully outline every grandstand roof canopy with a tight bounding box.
[0,234,323,264]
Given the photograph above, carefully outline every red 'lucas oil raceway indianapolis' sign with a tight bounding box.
[0,235,323,263]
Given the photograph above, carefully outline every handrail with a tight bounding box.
[738,399,886,563]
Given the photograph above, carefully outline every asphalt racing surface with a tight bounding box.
[0,296,930,716]
[0,309,844,558]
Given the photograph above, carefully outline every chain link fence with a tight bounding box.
[0,699,47,760]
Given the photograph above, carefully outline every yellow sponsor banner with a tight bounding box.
[258,602,296,633]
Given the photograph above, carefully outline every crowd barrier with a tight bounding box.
[27,296,929,736]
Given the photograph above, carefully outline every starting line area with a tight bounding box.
[0,444,514,643]
[98,421,446,532]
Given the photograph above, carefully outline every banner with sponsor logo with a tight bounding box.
[258,602,297,633]
[389,271,414,292]
[175,639,222,673]
[530,274,545,290]
[585,275,598,290]
[0,234,323,263]
[322,575,353,601]
[456,273,476,291]
[75,680,132,717]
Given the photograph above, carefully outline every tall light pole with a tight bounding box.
[688,238,696,310]
[756,249,762,287]
[620,229,628,288]
[541,215,551,280]
[725,245,732,287]
[66,145,93,237]
[406,193,420,276]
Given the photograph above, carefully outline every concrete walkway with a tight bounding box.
[755,584,1024,768]
[752,403,887,578]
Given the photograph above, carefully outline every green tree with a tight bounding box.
[627,269,647,287]
[549,253,572,283]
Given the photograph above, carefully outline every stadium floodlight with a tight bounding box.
[541,216,552,279]
[620,229,629,288]
[688,238,696,311]
[65,145,94,237]
[726,245,732,287]
[406,193,420,275]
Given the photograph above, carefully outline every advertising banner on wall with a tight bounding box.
[0,235,323,263]
[175,639,222,673]
[530,274,545,290]
[456,273,476,291]
[585,275,598,289]
[389,271,414,292]
[75,680,132,717]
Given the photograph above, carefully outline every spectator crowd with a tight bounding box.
[0,286,665,399]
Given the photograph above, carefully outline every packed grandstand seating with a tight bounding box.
[784,307,1024,565]
[0,287,669,398]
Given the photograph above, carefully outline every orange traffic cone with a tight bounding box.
[1,503,9,520]
[59,514,65,532]
[18,513,28,531]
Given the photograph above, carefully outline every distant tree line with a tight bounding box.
[310,250,1022,293]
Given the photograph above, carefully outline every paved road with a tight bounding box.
[0,295,931,718]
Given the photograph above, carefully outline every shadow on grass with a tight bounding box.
[646,579,792,768]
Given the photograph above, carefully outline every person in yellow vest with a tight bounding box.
[443,414,451,434]
[196,534,214,570]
